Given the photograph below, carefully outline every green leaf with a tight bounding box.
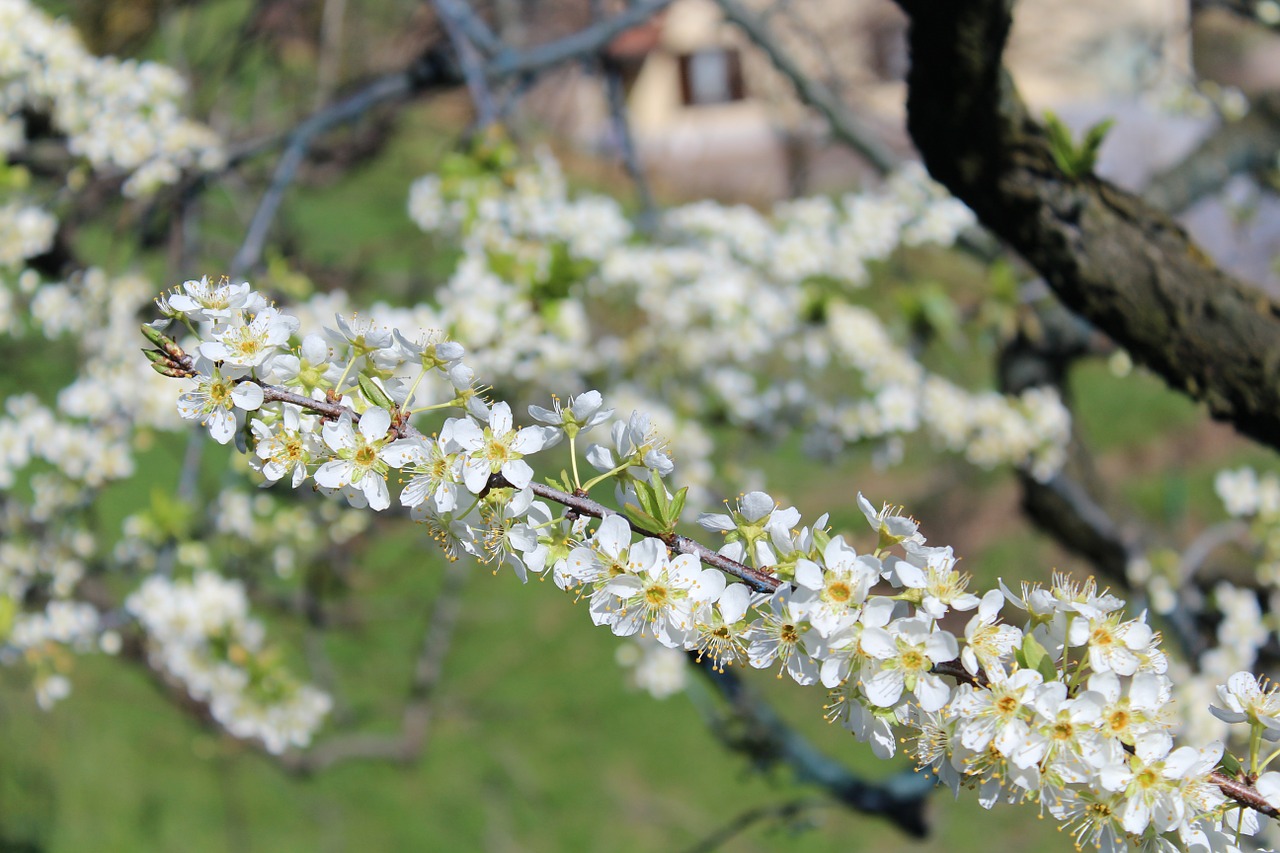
[0,595,14,642]
[358,374,394,411]
[1218,751,1243,778]
[668,487,688,527]
[623,504,664,533]
[1041,109,1113,178]
[632,480,660,520]
[649,470,670,516]
[1018,633,1058,682]
[1082,118,1116,157]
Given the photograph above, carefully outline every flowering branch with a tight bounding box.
[139,281,1280,849]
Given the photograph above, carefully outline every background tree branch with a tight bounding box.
[894,0,1280,453]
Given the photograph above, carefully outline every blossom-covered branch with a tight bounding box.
[141,278,1280,850]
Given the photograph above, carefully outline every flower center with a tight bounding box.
[484,430,514,467]
[209,379,231,405]
[1135,767,1160,789]
[825,581,852,603]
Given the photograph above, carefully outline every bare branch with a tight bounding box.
[483,0,673,80]
[998,298,1208,659]
[691,657,931,838]
[285,555,470,774]
[602,59,658,233]
[432,0,499,127]
[432,0,503,56]
[230,70,421,277]
[229,3,674,277]
[680,799,831,853]
[714,0,899,176]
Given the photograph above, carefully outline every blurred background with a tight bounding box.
[5,0,1280,850]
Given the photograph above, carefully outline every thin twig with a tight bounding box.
[1178,520,1253,584]
[680,798,831,853]
[433,0,502,56]
[433,0,499,127]
[602,58,657,233]
[230,71,418,277]
[285,555,470,774]
[483,0,673,80]
[713,0,898,176]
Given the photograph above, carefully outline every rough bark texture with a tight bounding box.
[895,0,1280,452]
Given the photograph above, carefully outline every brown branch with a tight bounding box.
[680,799,833,853]
[284,554,469,774]
[894,0,1280,453]
[691,656,931,838]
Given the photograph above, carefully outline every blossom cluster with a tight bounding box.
[127,572,333,754]
[147,283,1280,851]
[0,4,237,729]
[0,263,351,752]
[404,148,1071,484]
[0,0,225,196]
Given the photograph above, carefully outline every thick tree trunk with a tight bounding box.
[895,0,1280,452]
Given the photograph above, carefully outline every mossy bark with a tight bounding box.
[896,0,1280,451]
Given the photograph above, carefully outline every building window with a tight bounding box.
[678,48,745,106]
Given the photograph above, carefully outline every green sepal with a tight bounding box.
[150,361,189,378]
[544,473,571,493]
[357,374,394,411]
[648,470,671,518]
[1218,750,1243,779]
